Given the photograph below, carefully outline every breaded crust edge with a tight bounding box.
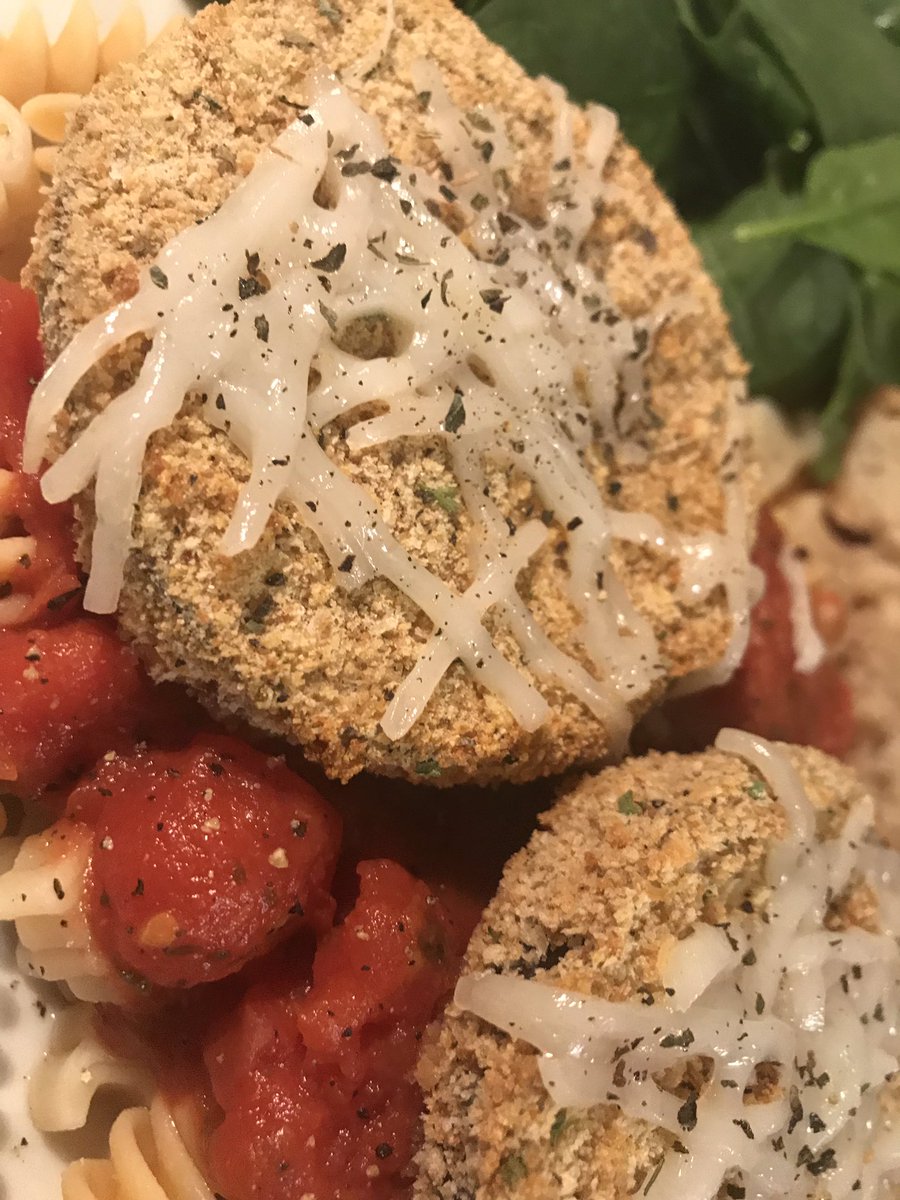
[415,746,872,1198]
[27,0,749,786]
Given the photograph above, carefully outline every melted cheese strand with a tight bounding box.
[382,520,550,738]
[778,542,826,675]
[457,734,900,1200]
[25,69,748,738]
[714,728,814,843]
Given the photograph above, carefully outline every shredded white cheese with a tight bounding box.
[456,731,900,1200]
[778,542,826,675]
[24,69,750,739]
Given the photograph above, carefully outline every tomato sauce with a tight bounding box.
[0,279,42,470]
[0,621,169,798]
[0,280,82,626]
[659,508,855,757]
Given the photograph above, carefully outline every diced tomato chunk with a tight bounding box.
[205,860,460,1200]
[75,737,342,990]
[666,509,855,756]
[0,620,164,798]
[294,860,458,1067]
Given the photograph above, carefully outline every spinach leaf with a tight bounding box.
[741,0,900,146]
[735,136,900,276]
[693,183,854,404]
[470,0,695,185]
[675,0,812,144]
[862,0,900,44]
[816,273,900,478]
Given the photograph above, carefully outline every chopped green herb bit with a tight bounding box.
[746,779,767,799]
[443,389,466,434]
[643,1158,665,1195]
[316,0,342,24]
[617,789,642,816]
[549,1108,569,1145]
[660,1028,695,1049]
[149,265,168,290]
[415,758,442,778]
[499,1152,528,1187]
[416,483,461,516]
[311,242,347,273]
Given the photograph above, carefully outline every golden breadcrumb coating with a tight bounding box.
[416,745,878,1198]
[27,0,748,786]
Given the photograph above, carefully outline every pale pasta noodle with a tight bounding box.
[0,1,149,105]
[0,821,126,1003]
[29,1003,153,1133]
[0,6,49,109]
[98,2,148,78]
[20,91,81,144]
[47,0,101,96]
[62,1095,216,1200]
[0,94,41,278]
[0,2,162,279]
[32,141,58,176]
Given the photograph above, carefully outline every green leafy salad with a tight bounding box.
[460,0,900,478]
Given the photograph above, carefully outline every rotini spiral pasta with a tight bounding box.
[0,1,151,107]
[0,820,126,1003]
[29,1003,152,1133]
[0,95,42,278]
[0,3,178,279]
[62,1095,215,1200]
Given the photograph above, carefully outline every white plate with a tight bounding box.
[0,925,71,1200]
[0,17,201,1200]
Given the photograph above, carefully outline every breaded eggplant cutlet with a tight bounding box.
[27,0,751,787]
[418,740,900,1199]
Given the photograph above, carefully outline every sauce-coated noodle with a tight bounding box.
[0,822,124,1003]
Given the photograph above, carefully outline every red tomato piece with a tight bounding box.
[0,620,163,797]
[0,280,81,628]
[666,508,855,757]
[0,280,42,471]
[205,860,459,1200]
[0,469,81,627]
[77,737,342,990]
[293,859,457,1068]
